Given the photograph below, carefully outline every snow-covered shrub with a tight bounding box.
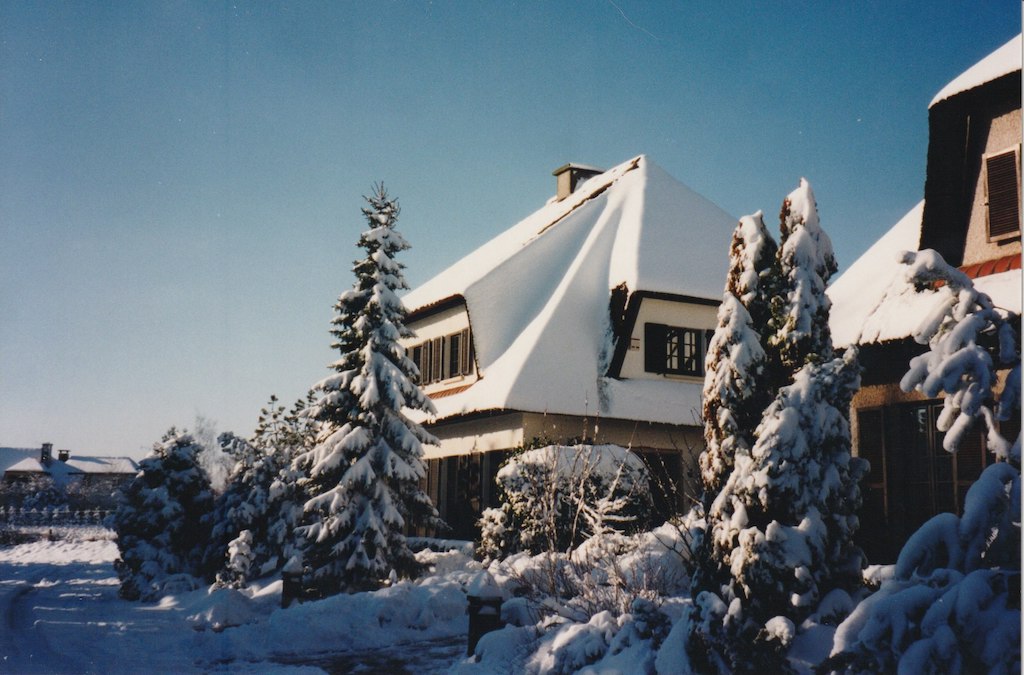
[825,480,1020,673]
[461,596,681,675]
[481,444,654,558]
[215,529,255,589]
[477,507,516,562]
[111,433,214,601]
[295,184,442,595]
[824,249,1020,674]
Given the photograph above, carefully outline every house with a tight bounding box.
[1,443,139,510]
[828,35,1022,562]
[401,155,737,537]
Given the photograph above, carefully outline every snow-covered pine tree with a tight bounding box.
[295,184,441,595]
[203,432,268,579]
[260,391,318,573]
[111,433,214,600]
[769,178,839,372]
[687,180,865,674]
[700,212,776,499]
[824,249,1020,674]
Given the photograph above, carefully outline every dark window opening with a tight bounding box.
[645,323,706,376]
[857,401,991,563]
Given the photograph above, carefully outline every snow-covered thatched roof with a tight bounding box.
[828,201,1021,348]
[930,34,1022,108]
[404,155,737,424]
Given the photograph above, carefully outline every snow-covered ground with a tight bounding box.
[0,527,474,674]
[1,525,844,674]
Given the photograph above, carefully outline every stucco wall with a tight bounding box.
[425,410,702,460]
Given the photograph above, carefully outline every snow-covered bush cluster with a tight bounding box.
[112,185,442,601]
[479,444,654,559]
[823,248,1020,674]
[459,523,695,674]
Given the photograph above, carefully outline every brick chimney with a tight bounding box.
[40,442,53,465]
[58,449,70,462]
[552,163,603,201]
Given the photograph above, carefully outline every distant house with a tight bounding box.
[401,155,736,537]
[1,443,138,510]
[828,35,1022,562]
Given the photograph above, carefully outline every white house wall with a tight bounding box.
[963,108,1022,266]
[423,412,526,460]
[619,297,719,381]
[425,410,703,460]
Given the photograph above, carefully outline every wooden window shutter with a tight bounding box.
[986,147,1021,240]
[412,345,424,383]
[644,323,667,373]
[460,328,472,375]
[432,337,444,382]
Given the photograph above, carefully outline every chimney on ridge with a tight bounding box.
[58,449,70,462]
[40,442,53,465]
[552,163,603,201]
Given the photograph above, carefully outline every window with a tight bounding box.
[856,402,989,562]
[984,146,1021,241]
[430,337,443,383]
[644,323,709,376]
[448,332,462,379]
[410,328,474,385]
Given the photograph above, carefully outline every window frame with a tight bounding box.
[410,327,474,386]
[644,323,707,377]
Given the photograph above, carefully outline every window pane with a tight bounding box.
[666,330,679,371]
[682,330,699,374]
[448,333,462,379]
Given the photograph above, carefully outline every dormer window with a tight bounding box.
[411,328,473,385]
[984,145,1021,242]
[644,323,710,377]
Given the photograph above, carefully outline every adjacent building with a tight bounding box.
[828,35,1022,562]
[0,443,138,510]
[401,155,737,537]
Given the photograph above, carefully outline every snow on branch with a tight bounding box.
[897,249,1020,460]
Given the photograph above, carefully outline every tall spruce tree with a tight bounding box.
[295,184,441,594]
[687,180,865,674]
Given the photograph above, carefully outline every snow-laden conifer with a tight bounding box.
[769,179,838,371]
[111,433,214,600]
[825,249,1020,674]
[700,212,776,499]
[295,184,441,594]
[203,393,318,582]
[688,180,864,674]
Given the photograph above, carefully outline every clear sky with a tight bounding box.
[1,2,1019,458]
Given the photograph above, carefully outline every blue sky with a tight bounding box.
[1,2,1019,457]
